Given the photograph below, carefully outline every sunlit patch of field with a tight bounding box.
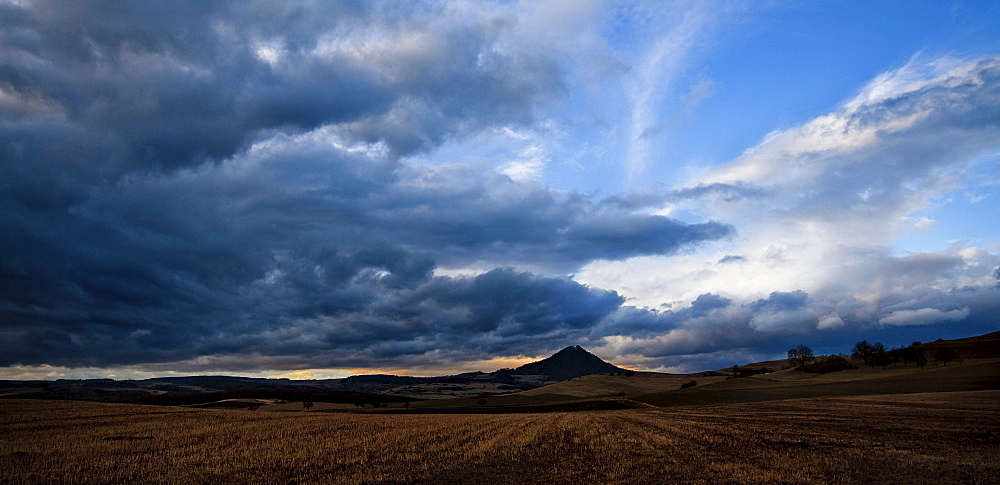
[3,390,998,484]
[405,372,728,410]
[515,372,729,399]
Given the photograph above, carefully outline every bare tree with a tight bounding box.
[852,340,875,367]
[852,340,886,368]
[787,345,815,369]
[871,342,888,369]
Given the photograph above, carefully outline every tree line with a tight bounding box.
[787,340,955,372]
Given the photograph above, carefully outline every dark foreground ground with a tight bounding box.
[2,390,998,484]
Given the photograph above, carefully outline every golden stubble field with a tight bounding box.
[2,390,998,484]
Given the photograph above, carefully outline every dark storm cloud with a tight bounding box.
[1,0,731,377]
[1,0,561,203]
[407,269,626,345]
[689,293,731,316]
[750,290,808,312]
[8,2,995,376]
[0,127,731,369]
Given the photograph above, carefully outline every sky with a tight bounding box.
[2,0,999,380]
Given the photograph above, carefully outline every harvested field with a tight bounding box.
[2,390,997,484]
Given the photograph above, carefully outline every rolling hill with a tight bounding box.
[402,331,1000,412]
[0,345,625,404]
[3,332,998,412]
[510,345,624,381]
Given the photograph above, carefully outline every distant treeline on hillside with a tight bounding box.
[4,386,418,406]
[129,389,418,406]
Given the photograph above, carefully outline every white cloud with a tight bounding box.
[685,73,716,109]
[253,38,286,66]
[911,216,936,233]
[965,192,987,203]
[581,54,1000,326]
[879,307,970,326]
[499,144,549,180]
[817,312,845,330]
[749,309,815,331]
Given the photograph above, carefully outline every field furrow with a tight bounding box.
[2,390,997,484]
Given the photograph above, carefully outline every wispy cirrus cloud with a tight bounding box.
[582,55,1000,370]
[620,1,743,181]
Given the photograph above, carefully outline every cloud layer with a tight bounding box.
[1,0,729,372]
[2,1,998,376]
[582,55,1000,370]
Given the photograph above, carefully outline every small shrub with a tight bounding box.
[801,356,857,374]
[680,380,697,389]
[730,366,774,378]
[934,348,954,366]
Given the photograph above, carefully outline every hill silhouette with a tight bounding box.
[899,331,1000,359]
[6,332,995,409]
[511,345,625,381]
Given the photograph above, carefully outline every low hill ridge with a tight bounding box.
[512,345,625,381]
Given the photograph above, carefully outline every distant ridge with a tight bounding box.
[512,345,625,381]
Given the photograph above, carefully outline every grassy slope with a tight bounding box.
[633,359,1000,407]
[404,358,999,411]
[913,330,1000,358]
[401,372,722,410]
[516,372,728,399]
